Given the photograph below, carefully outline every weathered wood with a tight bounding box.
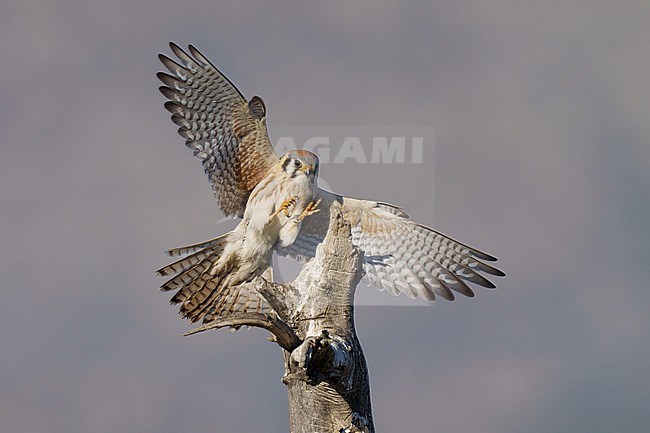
[270,203,374,433]
[186,203,374,432]
[183,312,301,352]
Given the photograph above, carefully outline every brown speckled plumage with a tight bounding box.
[157,43,504,323]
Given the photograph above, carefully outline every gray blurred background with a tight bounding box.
[2,1,649,432]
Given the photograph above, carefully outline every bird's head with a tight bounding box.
[281,150,320,182]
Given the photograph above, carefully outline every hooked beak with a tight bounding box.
[301,164,316,177]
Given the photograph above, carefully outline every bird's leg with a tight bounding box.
[295,198,322,223]
[269,195,299,222]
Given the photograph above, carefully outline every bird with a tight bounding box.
[156,42,504,323]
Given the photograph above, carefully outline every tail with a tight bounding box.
[157,233,271,323]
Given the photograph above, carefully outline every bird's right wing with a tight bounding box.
[158,42,279,217]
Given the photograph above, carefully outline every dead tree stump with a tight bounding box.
[187,203,374,433]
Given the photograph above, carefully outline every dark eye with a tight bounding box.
[294,160,302,168]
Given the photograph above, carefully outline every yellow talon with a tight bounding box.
[295,198,322,223]
[269,195,298,222]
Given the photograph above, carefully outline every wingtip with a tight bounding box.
[158,84,169,94]
[170,42,193,61]
[164,100,182,114]
[158,53,184,74]
[476,260,506,277]
[156,71,171,80]
[473,251,499,262]
[187,44,204,59]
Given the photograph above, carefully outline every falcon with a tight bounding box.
[156,42,504,323]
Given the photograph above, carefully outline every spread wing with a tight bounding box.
[277,190,505,302]
[158,42,279,217]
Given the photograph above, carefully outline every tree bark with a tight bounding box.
[187,203,374,433]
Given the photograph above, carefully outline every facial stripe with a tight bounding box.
[282,157,291,173]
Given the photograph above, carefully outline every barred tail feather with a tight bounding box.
[164,235,228,257]
[181,253,240,322]
[158,233,232,322]
[201,266,274,323]
[158,234,272,323]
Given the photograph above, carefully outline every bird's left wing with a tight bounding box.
[277,190,504,302]
[158,42,279,217]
